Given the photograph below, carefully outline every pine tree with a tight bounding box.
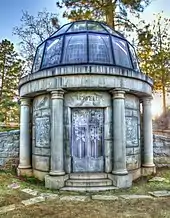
[56,0,151,30]
[0,39,23,125]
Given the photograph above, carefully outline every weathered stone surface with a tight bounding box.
[92,195,118,201]
[20,74,152,97]
[108,174,132,188]
[149,177,169,183]
[0,204,16,214]
[0,130,19,169]
[45,175,69,189]
[40,193,59,200]
[149,190,170,197]
[32,155,50,172]
[21,188,38,196]
[60,196,90,201]
[119,195,153,200]
[35,117,50,148]
[21,196,45,206]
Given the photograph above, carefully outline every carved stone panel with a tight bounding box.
[33,95,50,111]
[35,117,50,147]
[65,91,111,107]
[125,94,139,109]
[126,117,139,147]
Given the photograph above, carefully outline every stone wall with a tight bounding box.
[32,94,51,175]
[125,94,141,171]
[153,131,170,167]
[0,130,19,169]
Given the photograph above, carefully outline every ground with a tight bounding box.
[0,168,170,218]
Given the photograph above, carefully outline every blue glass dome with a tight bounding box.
[32,20,140,73]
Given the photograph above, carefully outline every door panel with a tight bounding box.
[71,108,104,172]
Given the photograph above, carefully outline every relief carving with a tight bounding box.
[33,95,49,110]
[126,117,138,146]
[66,92,105,107]
[35,117,50,147]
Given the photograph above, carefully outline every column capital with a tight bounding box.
[111,89,125,99]
[20,97,31,106]
[141,96,153,106]
[110,88,129,99]
[50,89,65,99]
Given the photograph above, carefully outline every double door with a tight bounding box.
[71,108,104,172]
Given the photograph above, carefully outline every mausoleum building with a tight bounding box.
[18,20,155,191]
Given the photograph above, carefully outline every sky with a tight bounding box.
[0,0,169,47]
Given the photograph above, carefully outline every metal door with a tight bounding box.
[71,108,104,172]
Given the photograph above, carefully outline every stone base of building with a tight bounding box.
[108,173,132,188]
[17,167,33,177]
[45,175,69,189]
[129,168,141,181]
[33,169,48,181]
[141,166,156,176]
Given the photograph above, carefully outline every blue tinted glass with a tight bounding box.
[32,43,44,72]
[51,23,71,37]
[89,34,113,64]
[88,22,107,33]
[112,37,132,68]
[42,37,63,68]
[68,22,87,32]
[62,34,87,63]
[129,45,140,71]
[102,24,121,37]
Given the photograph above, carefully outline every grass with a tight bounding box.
[0,168,170,217]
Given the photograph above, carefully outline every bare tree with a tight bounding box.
[13,9,60,75]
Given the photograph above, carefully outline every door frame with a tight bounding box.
[71,107,105,173]
[64,91,112,174]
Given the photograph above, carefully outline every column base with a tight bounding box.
[141,166,156,176]
[45,174,69,190]
[17,167,33,177]
[112,169,128,175]
[108,173,132,188]
[49,170,65,176]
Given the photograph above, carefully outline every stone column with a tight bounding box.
[18,98,32,176]
[49,89,65,176]
[45,89,69,189]
[108,89,132,188]
[112,90,128,175]
[141,97,155,175]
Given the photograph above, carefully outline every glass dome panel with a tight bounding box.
[102,24,121,37]
[112,37,132,68]
[87,22,107,33]
[50,23,71,37]
[129,45,140,71]
[89,34,113,64]
[42,37,63,68]
[32,43,45,72]
[67,22,87,32]
[62,34,87,63]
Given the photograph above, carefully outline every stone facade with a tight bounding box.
[32,94,51,178]
[1,129,170,170]
[153,133,170,167]
[125,95,141,171]
[0,130,19,169]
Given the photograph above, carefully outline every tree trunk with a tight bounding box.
[162,85,166,114]
[105,0,115,28]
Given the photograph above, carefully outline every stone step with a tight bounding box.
[69,173,108,180]
[66,179,112,187]
[61,186,118,192]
